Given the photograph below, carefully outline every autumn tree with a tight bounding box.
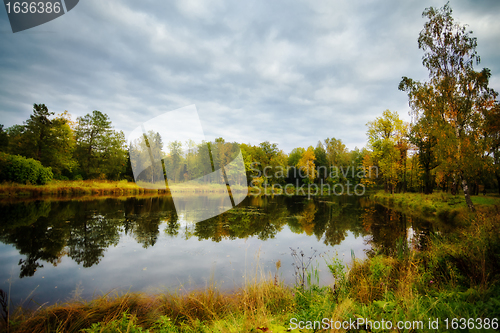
[240,141,286,185]
[209,138,247,186]
[297,146,316,184]
[324,137,348,167]
[399,3,498,211]
[366,110,407,193]
[323,137,350,185]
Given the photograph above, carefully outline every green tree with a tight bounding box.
[0,125,8,152]
[288,147,305,167]
[166,140,183,182]
[399,3,498,211]
[241,141,286,185]
[24,103,53,162]
[408,118,438,194]
[366,110,407,193]
[5,105,77,177]
[5,124,26,155]
[484,103,500,194]
[129,130,165,185]
[314,141,328,182]
[45,114,78,177]
[74,110,127,179]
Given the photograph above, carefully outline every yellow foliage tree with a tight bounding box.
[297,146,316,184]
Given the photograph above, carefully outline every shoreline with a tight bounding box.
[0,180,253,199]
[370,190,500,224]
[0,180,373,200]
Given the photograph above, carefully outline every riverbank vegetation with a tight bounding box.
[0,180,251,198]
[372,190,500,223]
[0,180,152,198]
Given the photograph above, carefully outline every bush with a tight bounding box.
[0,152,53,185]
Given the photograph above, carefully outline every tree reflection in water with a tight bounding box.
[0,195,435,278]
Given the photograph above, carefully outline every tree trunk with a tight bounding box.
[461,173,475,212]
[497,174,500,195]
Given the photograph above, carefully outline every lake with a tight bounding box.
[0,194,434,307]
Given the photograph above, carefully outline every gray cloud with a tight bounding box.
[0,0,498,152]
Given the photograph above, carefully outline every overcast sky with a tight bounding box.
[1,0,499,153]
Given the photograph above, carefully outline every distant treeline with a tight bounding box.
[0,101,498,202]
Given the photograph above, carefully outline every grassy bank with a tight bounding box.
[0,180,159,198]
[371,190,500,223]
[0,181,251,199]
[0,179,372,199]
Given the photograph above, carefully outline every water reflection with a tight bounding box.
[361,203,433,257]
[0,195,438,306]
[0,195,435,279]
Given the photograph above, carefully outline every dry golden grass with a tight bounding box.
[0,180,161,198]
[0,180,252,199]
[6,267,293,333]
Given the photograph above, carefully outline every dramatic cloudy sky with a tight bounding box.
[1,0,499,153]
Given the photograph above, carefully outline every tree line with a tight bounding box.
[0,4,498,211]
[0,106,130,181]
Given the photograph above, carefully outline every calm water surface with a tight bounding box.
[0,194,434,307]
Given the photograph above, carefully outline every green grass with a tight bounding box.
[371,190,500,224]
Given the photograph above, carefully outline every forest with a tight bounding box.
[0,4,499,211]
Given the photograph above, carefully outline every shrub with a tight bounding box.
[0,152,53,185]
